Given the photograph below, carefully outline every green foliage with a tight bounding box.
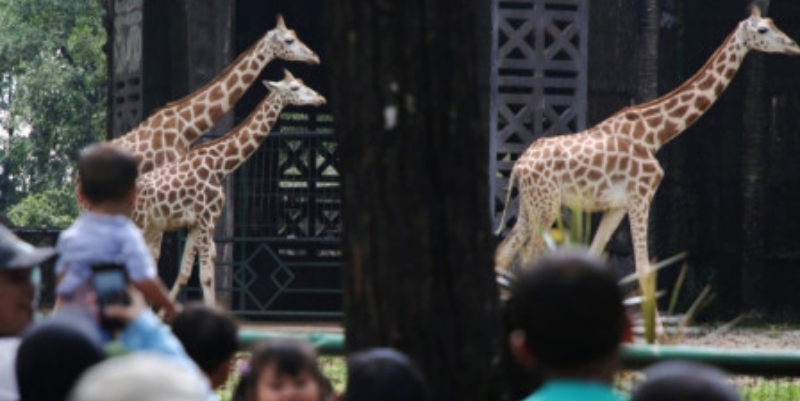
[0,0,106,215]
[7,187,78,228]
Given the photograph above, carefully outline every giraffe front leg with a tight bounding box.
[170,228,200,301]
[198,228,217,306]
[589,208,627,256]
[627,197,664,343]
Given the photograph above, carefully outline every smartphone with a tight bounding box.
[90,263,130,331]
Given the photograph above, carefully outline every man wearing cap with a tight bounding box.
[0,224,57,401]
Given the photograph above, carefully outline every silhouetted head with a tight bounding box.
[631,360,741,401]
[507,249,628,373]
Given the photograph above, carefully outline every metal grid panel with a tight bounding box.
[109,0,143,138]
[491,0,588,230]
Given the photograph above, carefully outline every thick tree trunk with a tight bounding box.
[326,1,500,400]
[741,1,769,311]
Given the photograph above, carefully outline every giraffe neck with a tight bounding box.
[195,92,284,180]
[620,23,749,153]
[172,33,276,147]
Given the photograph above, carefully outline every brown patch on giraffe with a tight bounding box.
[714,82,725,97]
[225,73,239,90]
[631,121,647,140]
[638,185,649,197]
[728,52,737,63]
[191,103,204,117]
[248,59,259,70]
[607,154,619,169]
[680,93,694,103]
[646,115,663,128]
[230,87,244,101]
[575,166,588,177]
[167,191,177,204]
[179,110,192,123]
[592,153,604,167]
[242,73,255,83]
[715,62,726,74]
[695,96,711,111]
[554,159,565,170]
[624,111,637,121]
[642,108,659,117]
[618,156,629,171]
[672,105,689,117]
[642,162,657,174]
[209,86,225,102]
[630,162,640,176]
[724,68,736,80]
[209,105,225,121]
[698,75,716,91]
[587,169,602,181]
[224,157,239,172]
[663,97,678,110]
[569,159,579,169]
[154,152,165,167]
[686,113,701,125]
[607,139,617,153]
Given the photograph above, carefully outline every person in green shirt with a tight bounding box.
[506,249,632,401]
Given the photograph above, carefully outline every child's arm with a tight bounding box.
[133,278,179,319]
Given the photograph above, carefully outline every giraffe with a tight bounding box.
[495,7,799,287]
[131,70,326,305]
[109,15,319,175]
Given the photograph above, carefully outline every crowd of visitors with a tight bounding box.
[0,143,744,400]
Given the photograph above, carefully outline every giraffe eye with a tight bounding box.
[285,38,295,45]
[290,86,299,91]
[758,26,768,34]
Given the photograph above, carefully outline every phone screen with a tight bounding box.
[91,267,128,306]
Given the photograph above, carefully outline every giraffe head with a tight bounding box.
[263,70,327,107]
[262,15,321,65]
[739,5,800,55]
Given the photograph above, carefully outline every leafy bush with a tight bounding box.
[7,187,78,228]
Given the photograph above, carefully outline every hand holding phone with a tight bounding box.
[90,263,130,332]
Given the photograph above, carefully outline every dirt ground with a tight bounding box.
[682,326,800,351]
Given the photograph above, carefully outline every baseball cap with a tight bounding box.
[0,225,57,270]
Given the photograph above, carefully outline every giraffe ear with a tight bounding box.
[276,14,286,29]
[751,5,762,19]
[283,69,296,81]
[263,79,279,91]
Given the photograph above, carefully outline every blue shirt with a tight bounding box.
[55,213,157,296]
[524,380,628,401]
[120,310,218,401]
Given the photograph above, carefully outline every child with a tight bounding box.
[55,143,177,319]
[631,360,741,401]
[234,338,333,401]
[171,303,239,389]
[343,348,427,401]
[506,249,632,401]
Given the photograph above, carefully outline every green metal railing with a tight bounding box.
[237,330,800,377]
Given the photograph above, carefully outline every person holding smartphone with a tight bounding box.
[54,144,179,320]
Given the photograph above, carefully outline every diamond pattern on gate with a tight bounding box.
[492,0,588,232]
[233,243,295,311]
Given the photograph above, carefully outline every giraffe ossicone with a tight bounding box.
[132,69,326,306]
[495,5,799,292]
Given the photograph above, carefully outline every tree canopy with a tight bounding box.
[0,0,106,227]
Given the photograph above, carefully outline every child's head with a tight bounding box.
[170,303,239,389]
[344,348,427,401]
[238,339,332,401]
[77,143,138,210]
[507,249,628,376]
[631,361,741,401]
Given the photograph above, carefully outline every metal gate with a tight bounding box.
[491,0,589,230]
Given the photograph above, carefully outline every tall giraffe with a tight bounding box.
[110,15,319,175]
[132,70,326,305]
[495,7,799,285]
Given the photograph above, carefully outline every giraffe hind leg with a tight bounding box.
[589,208,627,256]
[170,228,200,301]
[197,228,217,306]
[495,199,531,274]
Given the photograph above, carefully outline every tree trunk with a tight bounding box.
[326,1,500,400]
[741,0,769,311]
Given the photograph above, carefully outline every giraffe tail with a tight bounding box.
[494,168,517,235]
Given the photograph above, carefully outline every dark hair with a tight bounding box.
[344,348,427,401]
[77,143,138,203]
[170,303,239,375]
[234,339,332,401]
[632,361,741,401]
[16,308,106,401]
[507,249,625,369]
